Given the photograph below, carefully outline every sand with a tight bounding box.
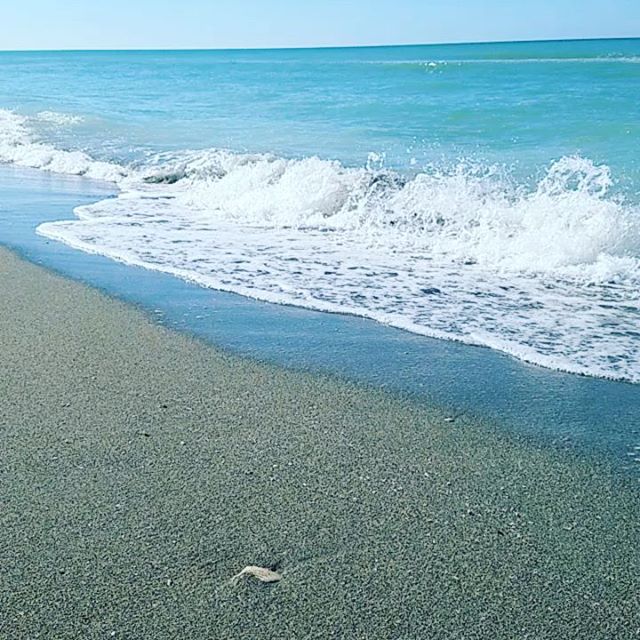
[1,247,639,639]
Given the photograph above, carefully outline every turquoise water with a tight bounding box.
[0,39,639,381]
[1,39,639,174]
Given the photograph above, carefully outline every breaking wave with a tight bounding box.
[1,109,639,382]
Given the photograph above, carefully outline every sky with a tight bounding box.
[1,0,639,51]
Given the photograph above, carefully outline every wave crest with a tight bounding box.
[154,151,638,281]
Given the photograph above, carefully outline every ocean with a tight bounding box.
[0,38,639,383]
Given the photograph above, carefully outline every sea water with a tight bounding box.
[0,39,639,382]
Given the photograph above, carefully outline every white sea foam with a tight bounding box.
[0,109,125,182]
[1,109,638,382]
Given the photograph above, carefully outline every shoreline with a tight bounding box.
[2,165,640,470]
[1,246,639,639]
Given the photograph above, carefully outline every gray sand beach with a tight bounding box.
[1,247,639,639]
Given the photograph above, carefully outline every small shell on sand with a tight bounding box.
[231,566,283,585]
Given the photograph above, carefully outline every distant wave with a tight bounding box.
[371,56,640,69]
[36,111,85,126]
[1,109,639,382]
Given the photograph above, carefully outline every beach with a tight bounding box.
[1,245,639,639]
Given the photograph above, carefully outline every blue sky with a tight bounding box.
[1,0,639,50]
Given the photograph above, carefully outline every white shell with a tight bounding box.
[231,566,283,585]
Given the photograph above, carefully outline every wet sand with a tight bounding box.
[1,247,639,639]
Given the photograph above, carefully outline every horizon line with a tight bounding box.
[1,35,638,54]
